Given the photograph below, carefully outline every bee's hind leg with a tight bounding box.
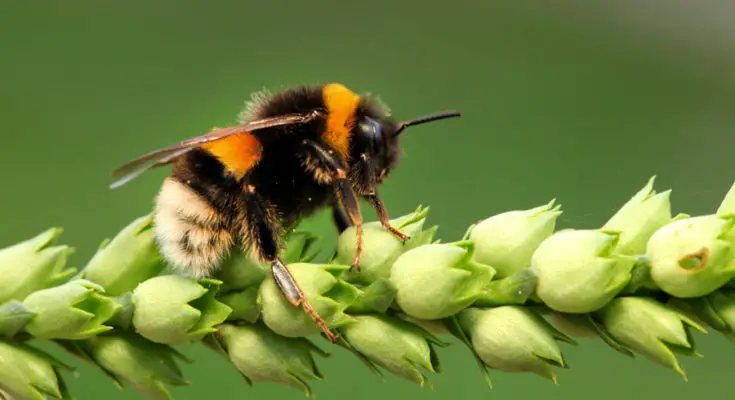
[242,184,339,343]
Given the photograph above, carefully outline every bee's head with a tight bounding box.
[351,98,461,183]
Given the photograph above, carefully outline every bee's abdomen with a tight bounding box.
[153,177,235,278]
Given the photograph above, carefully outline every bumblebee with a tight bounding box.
[110,83,460,341]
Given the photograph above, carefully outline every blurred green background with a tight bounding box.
[2,1,735,399]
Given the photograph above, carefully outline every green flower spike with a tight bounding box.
[79,215,165,297]
[457,306,573,384]
[339,314,446,388]
[0,340,73,400]
[392,241,494,320]
[22,279,121,340]
[468,199,561,278]
[593,297,705,380]
[131,275,232,345]
[531,229,637,313]
[646,214,735,298]
[0,228,75,304]
[602,176,674,255]
[214,323,328,397]
[259,263,359,338]
[336,205,437,285]
[59,332,190,400]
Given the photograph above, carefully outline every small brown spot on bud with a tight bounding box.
[678,247,709,271]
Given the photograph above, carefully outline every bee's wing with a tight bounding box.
[110,111,321,189]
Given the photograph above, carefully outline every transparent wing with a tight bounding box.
[109,111,322,189]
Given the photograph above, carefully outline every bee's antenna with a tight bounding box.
[394,110,461,137]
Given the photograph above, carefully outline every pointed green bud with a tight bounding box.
[531,229,637,313]
[602,176,673,255]
[339,315,446,387]
[64,332,190,400]
[594,297,705,380]
[392,241,495,320]
[79,215,165,297]
[259,263,359,338]
[131,276,232,344]
[22,279,121,340]
[0,340,72,400]
[716,180,735,215]
[0,228,75,304]
[469,200,561,278]
[336,205,437,285]
[457,306,572,383]
[216,323,328,397]
[647,214,735,298]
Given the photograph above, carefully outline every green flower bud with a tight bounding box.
[392,241,494,320]
[0,228,75,304]
[339,315,446,387]
[457,306,572,383]
[335,205,437,285]
[602,176,673,255]
[647,214,735,298]
[594,297,705,379]
[469,200,561,278]
[0,341,72,400]
[215,323,328,397]
[22,279,121,340]
[716,180,735,215]
[62,332,190,400]
[259,263,358,338]
[531,229,636,313]
[131,276,232,344]
[79,215,165,297]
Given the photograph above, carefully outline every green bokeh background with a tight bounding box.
[2,1,735,399]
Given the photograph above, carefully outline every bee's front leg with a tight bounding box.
[301,139,364,271]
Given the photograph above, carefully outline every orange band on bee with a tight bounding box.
[322,83,360,161]
[201,130,263,179]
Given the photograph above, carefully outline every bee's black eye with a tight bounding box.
[357,117,383,152]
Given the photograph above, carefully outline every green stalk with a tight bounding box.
[0,176,734,399]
